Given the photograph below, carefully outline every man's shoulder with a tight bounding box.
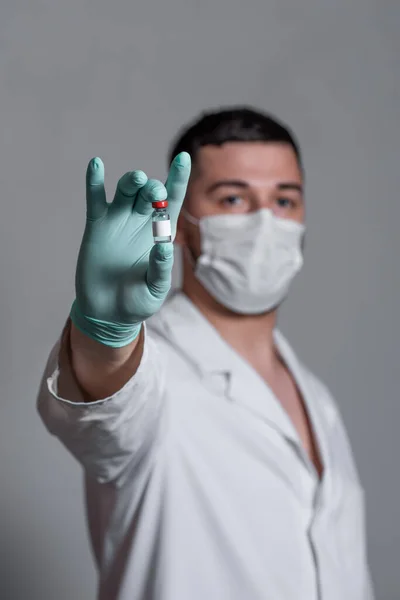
[146,290,185,339]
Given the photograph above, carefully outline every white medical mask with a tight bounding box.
[182,208,305,314]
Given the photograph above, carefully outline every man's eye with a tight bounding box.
[221,196,244,207]
[276,197,296,208]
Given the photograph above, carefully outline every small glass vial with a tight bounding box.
[152,200,172,243]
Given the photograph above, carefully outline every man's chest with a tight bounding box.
[251,361,324,478]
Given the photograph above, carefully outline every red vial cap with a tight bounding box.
[152,200,168,209]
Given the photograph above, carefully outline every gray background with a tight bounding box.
[0,0,399,598]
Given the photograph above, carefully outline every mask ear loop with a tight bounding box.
[182,245,197,269]
[180,209,200,268]
[181,208,200,226]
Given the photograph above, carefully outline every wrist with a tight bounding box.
[70,299,141,349]
[70,320,139,366]
[69,320,144,400]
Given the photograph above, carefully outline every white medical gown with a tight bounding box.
[37,291,374,600]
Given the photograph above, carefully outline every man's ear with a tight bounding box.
[174,212,186,246]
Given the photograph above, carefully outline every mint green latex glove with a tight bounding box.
[70,152,191,347]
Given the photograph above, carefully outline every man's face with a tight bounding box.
[175,141,305,257]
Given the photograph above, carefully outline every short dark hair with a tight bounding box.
[168,106,302,169]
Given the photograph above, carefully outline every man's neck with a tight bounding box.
[181,272,280,372]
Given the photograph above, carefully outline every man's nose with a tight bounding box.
[249,189,273,211]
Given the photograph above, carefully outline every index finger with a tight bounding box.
[86,157,107,221]
[164,152,191,226]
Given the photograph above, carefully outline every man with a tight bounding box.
[37,107,374,599]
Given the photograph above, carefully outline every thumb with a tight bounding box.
[146,243,174,297]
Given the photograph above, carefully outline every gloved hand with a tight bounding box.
[70,152,191,347]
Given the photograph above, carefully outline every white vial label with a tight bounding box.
[152,219,171,238]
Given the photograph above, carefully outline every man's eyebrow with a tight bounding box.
[278,182,303,193]
[206,180,249,193]
[206,180,303,194]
